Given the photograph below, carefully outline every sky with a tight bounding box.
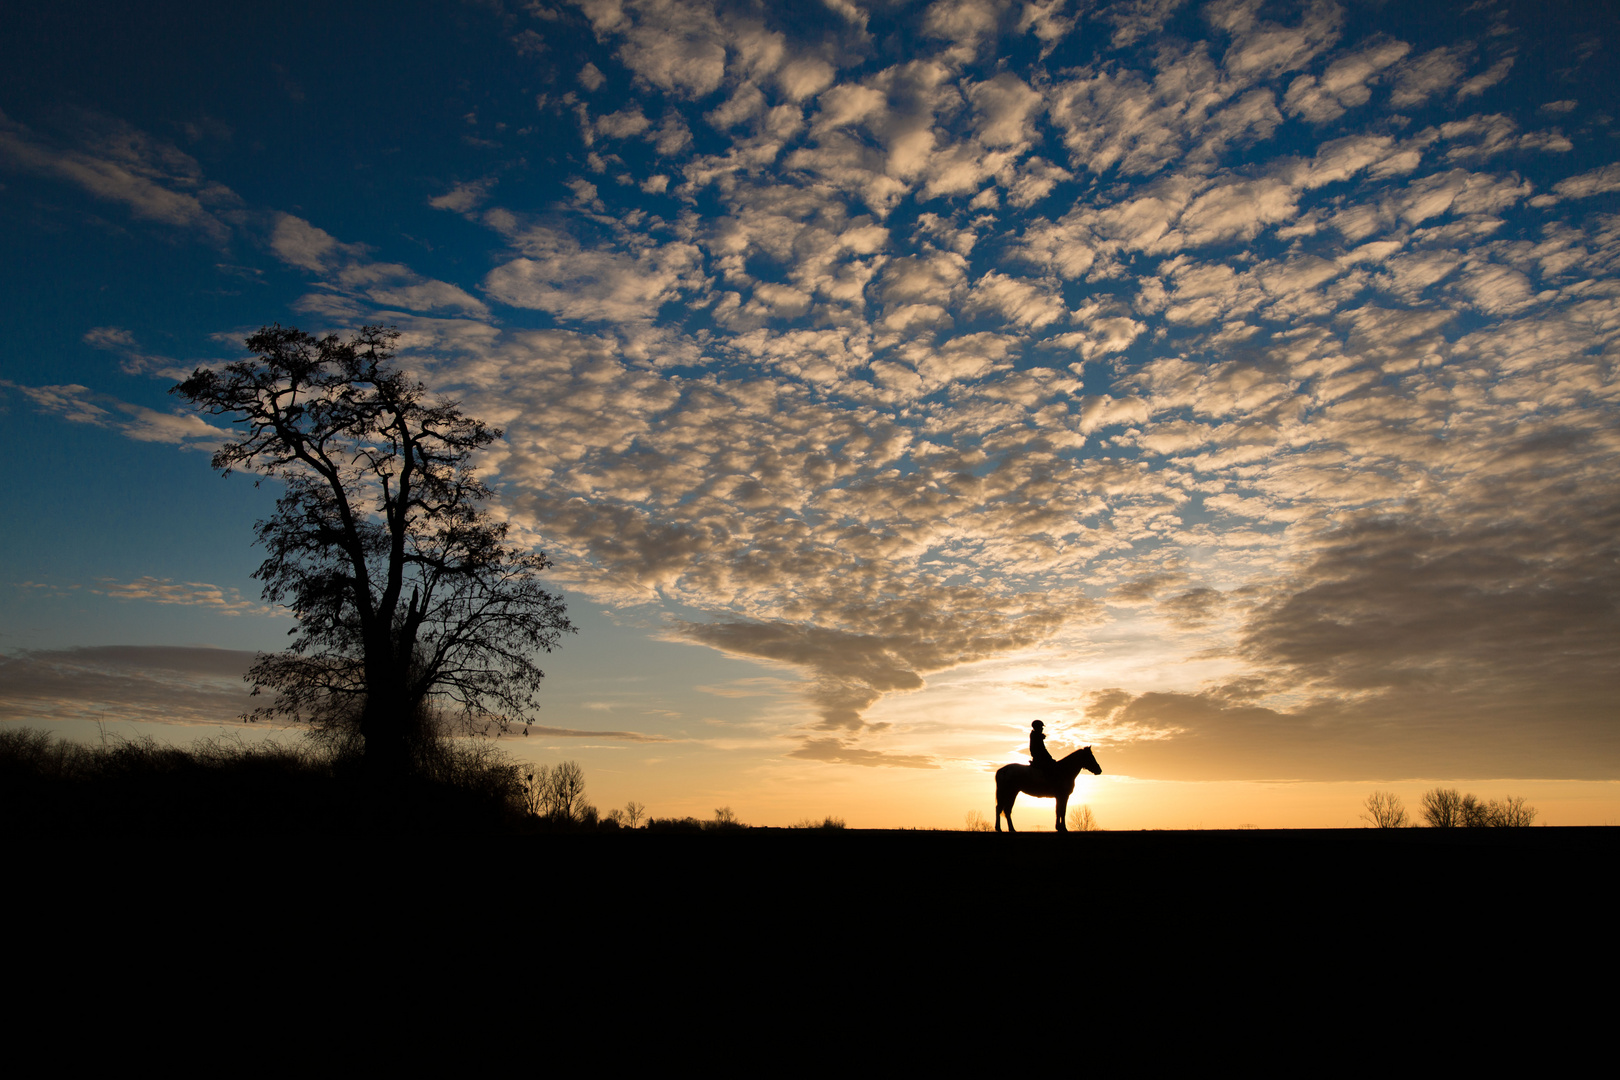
[2,0,1617,828]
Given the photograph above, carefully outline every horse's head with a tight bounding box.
[1058,744,1103,776]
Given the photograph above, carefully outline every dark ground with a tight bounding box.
[13,822,1606,1024]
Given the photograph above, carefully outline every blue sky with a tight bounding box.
[3,0,1617,826]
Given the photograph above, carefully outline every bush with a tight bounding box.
[1067,805,1101,831]
[964,810,992,832]
[705,805,745,830]
[645,816,705,832]
[1421,786,1537,827]
[1361,791,1409,828]
[1486,795,1537,827]
[792,815,847,829]
[521,759,591,825]
[1420,787,1464,828]
[0,726,533,833]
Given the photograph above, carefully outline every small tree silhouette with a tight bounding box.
[964,810,993,831]
[1486,795,1537,827]
[1461,793,1494,827]
[1422,787,1538,827]
[624,800,646,828]
[1361,790,1409,828]
[1420,787,1464,827]
[707,806,743,830]
[521,760,590,824]
[1067,804,1101,831]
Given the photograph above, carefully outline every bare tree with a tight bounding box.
[1486,796,1537,827]
[545,760,588,823]
[964,810,992,832]
[624,800,646,829]
[521,763,551,817]
[1361,790,1409,828]
[707,805,743,830]
[1460,793,1493,828]
[1067,804,1101,831]
[1420,787,1465,827]
[1421,788,1539,827]
[173,326,574,776]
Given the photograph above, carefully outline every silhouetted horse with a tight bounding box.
[995,745,1102,832]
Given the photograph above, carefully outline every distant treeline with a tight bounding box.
[0,726,534,834]
[1363,788,1538,828]
[0,728,855,835]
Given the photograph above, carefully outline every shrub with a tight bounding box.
[1421,786,1537,827]
[1420,787,1464,828]
[792,815,847,829]
[705,805,745,830]
[1486,795,1537,827]
[0,726,532,833]
[1361,791,1409,828]
[1067,804,1101,831]
[520,759,591,825]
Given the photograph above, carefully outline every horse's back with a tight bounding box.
[996,762,1029,788]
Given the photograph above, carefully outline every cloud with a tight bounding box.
[963,271,1068,328]
[521,724,672,741]
[671,588,1077,733]
[1095,0,1186,50]
[18,5,1620,784]
[0,110,236,243]
[82,327,186,377]
[483,225,704,321]
[0,646,261,726]
[273,214,490,316]
[429,178,498,214]
[922,0,1007,65]
[92,577,282,617]
[575,0,730,98]
[1387,46,1465,108]
[1282,37,1409,123]
[1529,164,1620,208]
[2,381,229,447]
[786,737,938,768]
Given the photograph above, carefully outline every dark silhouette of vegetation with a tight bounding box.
[521,759,598,827]
[1361,791,1409,828]
[1067,804,1101,831]
[173,325,573,779]
[645,816,707,832]
[1419,787,1537,827]
[1421,787,1465,827]
[0,726,533,834]
[642,806,751,832]
[792,815,847,829]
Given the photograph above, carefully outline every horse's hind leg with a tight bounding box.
[999,791,1016,832]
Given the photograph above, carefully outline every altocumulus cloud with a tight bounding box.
[8,0,1617,778]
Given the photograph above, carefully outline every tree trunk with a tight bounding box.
[359,657,412,780]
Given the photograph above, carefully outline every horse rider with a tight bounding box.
[1029,720,1057,781]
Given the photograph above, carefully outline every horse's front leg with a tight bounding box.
[1055,791,1068,832]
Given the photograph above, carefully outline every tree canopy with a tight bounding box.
[173,325,573,774]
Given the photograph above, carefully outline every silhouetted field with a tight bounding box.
[6,728,1610,937]
[0,727,535,836]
